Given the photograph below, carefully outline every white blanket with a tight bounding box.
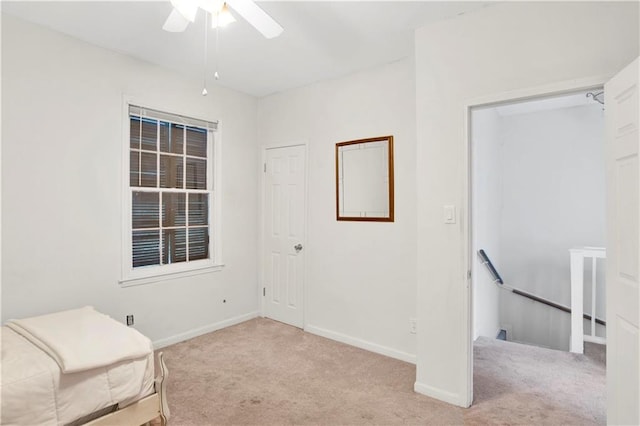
[1,326,155,426]
[6,306,152,373]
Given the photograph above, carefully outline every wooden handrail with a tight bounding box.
[511,288,606,326]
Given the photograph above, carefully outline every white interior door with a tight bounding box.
[605,57,639,425]
[263,145,306,328]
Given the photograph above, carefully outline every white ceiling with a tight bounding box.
[2,1,495,97]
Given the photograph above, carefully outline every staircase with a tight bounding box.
[478,248,606,353]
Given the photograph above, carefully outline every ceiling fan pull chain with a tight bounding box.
[202,12,209,96]
[215,24,220,81]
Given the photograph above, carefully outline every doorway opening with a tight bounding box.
[469,89,607,419]
[471,89,606,351]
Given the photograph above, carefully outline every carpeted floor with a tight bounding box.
[468,338,605,425]
[158,318,605,425]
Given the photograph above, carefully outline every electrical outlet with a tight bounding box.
[409,319,417,334]
[126,315,134,326]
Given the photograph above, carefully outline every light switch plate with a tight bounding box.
[444,205,456,224]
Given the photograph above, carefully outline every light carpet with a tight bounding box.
[158,318,605,425]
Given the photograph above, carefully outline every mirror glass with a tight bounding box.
[336,136,394,222]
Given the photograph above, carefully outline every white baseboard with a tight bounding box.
[305,324,416,364]
[414,381,467,407]
[153,311,259,349]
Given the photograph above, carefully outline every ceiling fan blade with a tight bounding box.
[225,0,283,39]
[199,0,223,14]
[163,9,190,32]
[170,0,199,21]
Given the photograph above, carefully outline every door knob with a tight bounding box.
[294,244,303,252]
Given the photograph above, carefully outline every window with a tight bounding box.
[121,104,221,285]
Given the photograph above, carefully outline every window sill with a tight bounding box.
[119,264,225,287]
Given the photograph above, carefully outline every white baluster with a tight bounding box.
[570,249,584,354]
[591,256,597,339]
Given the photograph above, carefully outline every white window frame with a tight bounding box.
[120,99,223,286]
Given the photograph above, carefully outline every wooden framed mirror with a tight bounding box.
[335,135,394,222]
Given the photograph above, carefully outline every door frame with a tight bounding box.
[462,74,610,407]
[259,141,309,329]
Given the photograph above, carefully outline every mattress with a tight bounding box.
[0,326,155,426]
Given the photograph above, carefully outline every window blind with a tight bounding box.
[129,104,218,131]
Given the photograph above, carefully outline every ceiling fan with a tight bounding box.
[163,0,283,39]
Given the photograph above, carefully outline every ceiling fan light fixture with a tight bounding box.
[170,0,198,22]
[211,3,236,28]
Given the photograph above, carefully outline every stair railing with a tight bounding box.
[478,249,606,351]
[478,249,503,285]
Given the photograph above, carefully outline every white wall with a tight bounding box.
[499,104,606,350]
[471,107,502,341]
[1,14,260,346]
[257,58,417,361]
[415,1,639,406]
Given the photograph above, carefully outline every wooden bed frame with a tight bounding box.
[85,352,170,426]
